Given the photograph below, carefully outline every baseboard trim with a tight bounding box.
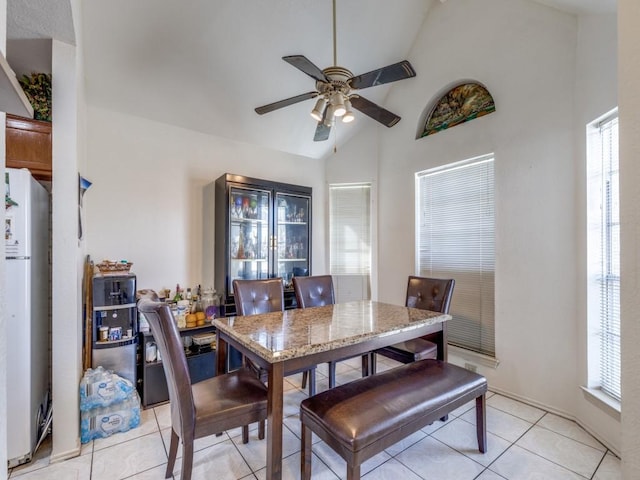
[488,385,620,458]
[49,442,82,464]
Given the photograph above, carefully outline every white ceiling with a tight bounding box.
[7,0,617,159]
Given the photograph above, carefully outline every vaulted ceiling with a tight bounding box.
[7,0,617,159]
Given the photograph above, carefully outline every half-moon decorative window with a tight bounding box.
[420,82,495,138]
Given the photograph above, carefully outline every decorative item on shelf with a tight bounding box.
[18,73,52,122]
[95,260,133,274]
[278,198,288,222]
[237,230,245,259]
[201,287,221,321]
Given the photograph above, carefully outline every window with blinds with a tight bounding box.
[588,113,620,401]
[329,183,372,302]
[416,155,495,357]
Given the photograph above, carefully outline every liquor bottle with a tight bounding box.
[173,284,183,303]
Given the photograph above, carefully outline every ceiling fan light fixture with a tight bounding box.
[324,104,336,127]
[342,98,355,123]
[310,97,327,122]
[330,91,346,117]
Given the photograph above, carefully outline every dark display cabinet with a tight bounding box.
[213,173,312,313]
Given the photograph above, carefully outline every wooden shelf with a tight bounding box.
[6,114,52,181]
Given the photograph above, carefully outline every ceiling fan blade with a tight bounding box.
[314,107,331,141]
[348,60,416,90]
[314,121,331,142]
[255,91,318,115]
[283,55,331,83]
[350,96,401,127]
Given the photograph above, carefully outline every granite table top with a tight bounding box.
[213,300,451,363]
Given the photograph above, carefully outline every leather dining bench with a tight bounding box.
[300,359,488,480]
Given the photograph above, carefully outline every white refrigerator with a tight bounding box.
[5,168,50,467]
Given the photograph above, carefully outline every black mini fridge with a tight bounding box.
[92,273,137,385]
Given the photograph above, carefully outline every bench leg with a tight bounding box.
[476,394,487,453]
[370,352,377,375]
[301,424,313,480]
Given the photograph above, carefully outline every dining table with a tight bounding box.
[213,299,451,480]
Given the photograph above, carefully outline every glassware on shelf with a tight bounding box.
[278,198,288,222]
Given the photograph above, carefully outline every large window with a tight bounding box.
[329,183,372,302]
[416,155,495,357]
[587,111,620,402]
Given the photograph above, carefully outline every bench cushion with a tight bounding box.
[300,359,486,458]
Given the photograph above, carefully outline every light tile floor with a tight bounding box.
[9,356,622,480]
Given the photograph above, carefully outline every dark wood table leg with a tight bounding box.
[267,361,284,480]
[216,334,228,375]
[437,325,449,422]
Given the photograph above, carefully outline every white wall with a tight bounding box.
[84,107,326,294]
[329,0,622,451]
[50,37,84,461]
[619,0,640,476]
[386,0,580,414]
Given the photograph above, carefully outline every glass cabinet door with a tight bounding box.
[275,193,311,288]
[228,186,271,295]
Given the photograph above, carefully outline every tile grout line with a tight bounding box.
[463,406,546,479]
[501,411,599,479]
[589,451,610,480]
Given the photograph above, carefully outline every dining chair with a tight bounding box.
[233,278,317,396]
[137,297,267,480]
[370,276,455,374]
[292,275,370,388]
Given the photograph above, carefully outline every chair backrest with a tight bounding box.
[137,298,194,437]
[293,275,335,308]
[405,276,455,314]
[233,278,284,315]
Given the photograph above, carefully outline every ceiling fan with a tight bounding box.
[254,0,416,142]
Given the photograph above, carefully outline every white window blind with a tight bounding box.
[329,183,371,275]
[416,155,495,357]
[329,183,372,302]
[595,115,621,401]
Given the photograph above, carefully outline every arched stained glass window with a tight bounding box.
[420,82,495,138]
